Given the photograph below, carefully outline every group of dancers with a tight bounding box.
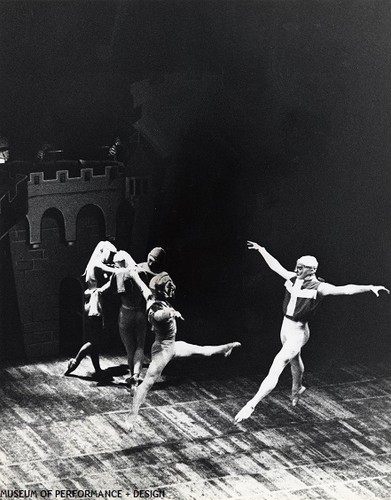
[64,241,241,431]
[64,239,389,432]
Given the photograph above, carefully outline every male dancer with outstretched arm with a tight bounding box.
[235,240,389,423]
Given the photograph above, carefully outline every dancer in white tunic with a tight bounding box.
[65,241,117,379]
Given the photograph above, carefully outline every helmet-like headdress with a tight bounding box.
[149,272,175,298]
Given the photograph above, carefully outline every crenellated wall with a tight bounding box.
[27,164,124,246]
[7,160,158,359]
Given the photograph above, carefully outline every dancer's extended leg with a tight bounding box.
[132,311,146,382]
[234,338,302,423]
[174,340,241,358]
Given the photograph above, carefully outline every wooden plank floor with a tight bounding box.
[1,355,391,499]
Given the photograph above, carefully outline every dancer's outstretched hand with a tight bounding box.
[247,240,263,252]
[370,285,390,297]
[234,402,255,424]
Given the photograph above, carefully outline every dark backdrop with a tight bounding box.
[1,1,390,369]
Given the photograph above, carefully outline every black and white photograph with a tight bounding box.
[1,1,391,498]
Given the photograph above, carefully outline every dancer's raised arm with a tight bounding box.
[247,240,294,280]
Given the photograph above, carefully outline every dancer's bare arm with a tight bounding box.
[319,283,390,297]
[95,262,116,274]
[124,267,152,302]
[153,307,184,322]
[247,241,294,280]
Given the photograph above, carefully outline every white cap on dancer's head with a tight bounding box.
[297,255,318,269]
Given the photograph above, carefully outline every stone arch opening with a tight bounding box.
[76,204,106,263]
[41,207,66,246]
[59,276,84,355]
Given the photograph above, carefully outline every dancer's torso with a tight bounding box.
[282,276,324,323]
[148,300,177,343]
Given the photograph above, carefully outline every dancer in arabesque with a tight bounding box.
[124,266,241,432]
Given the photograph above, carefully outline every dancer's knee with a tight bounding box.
[144,357,166,380]
[141,369,161,389]
[280,343,302,362]
[273,351,293,368]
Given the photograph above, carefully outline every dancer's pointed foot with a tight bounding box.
[234,402,255,423]
[64,358,78,376]
[125,410,137,433]
[292,386,306,407]
[224,342,241,357]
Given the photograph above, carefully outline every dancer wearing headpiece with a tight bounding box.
[124,268,241,432]
[65,240,117,379]
[113,247,166,387]
[234,240,389,423]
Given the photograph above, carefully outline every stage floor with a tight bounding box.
[1,354,391,499]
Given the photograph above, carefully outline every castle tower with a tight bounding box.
[8,161,127,359]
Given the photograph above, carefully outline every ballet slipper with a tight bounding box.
[224,342,241,357]
[64,358,78,376]
[125,411,137,433]
[292,386,306,407]
[234,402,255,423]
